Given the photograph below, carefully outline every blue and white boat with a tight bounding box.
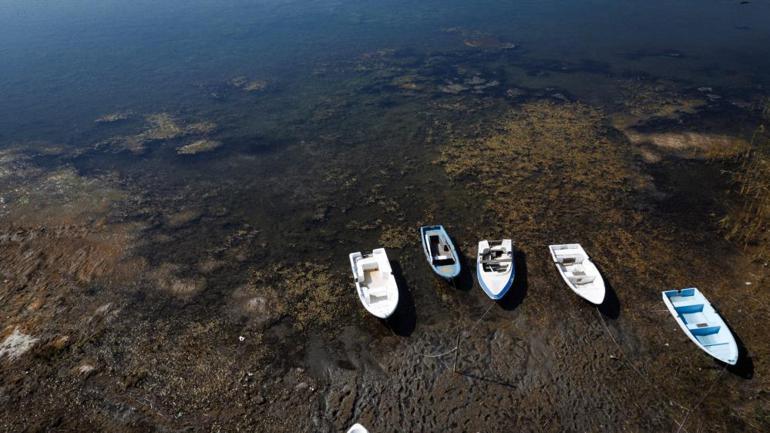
[477,239,515,300]
[420,225,461,279]
[662,288,738,365]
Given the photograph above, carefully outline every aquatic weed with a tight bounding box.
[721,125,770,261]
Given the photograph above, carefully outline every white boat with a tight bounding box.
[347,424,369,433]
[349,248,399,319]
[476,239,515,300]
[662,288,738,365]
[548,243,605,304]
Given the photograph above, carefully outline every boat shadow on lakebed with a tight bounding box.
[594,261,621,320]
[722,315,754,379]
[384,260,417,337]
[450,241,475,292]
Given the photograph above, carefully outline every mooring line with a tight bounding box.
[422,302,495,359]
[674,365,727,433]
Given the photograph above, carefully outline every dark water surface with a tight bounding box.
[2,0,770,135]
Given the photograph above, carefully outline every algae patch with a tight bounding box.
[176,139,223,155]
[244,263,348,331]
[379,225,413,249]
[97,113,218,154]
[438,100,643,240]
[721,126,770,261]
[229,76,269,92]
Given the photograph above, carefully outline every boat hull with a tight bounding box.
[347,424,369,433]
[477,271,513,300]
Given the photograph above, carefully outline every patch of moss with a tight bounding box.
[247,262,348,331]
[438,100,642,240]
[379,225,413,249]
[97,113,218,154]
[176,139,223,155]
[721,126,770,261]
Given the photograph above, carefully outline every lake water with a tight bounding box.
[2,0,769,137]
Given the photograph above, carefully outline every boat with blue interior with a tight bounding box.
[662,287,738,365]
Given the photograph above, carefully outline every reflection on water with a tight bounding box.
[1,0,770,432]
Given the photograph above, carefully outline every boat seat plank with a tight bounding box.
[556,254,584,265]
[688,324,721,336]
[368,287,388,297]
[673,302,704,314]
[554,248,582,256]
[702,341,730,347]
[568,274,595,285]
[481,258,513,264]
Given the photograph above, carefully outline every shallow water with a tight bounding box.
[1,1,770,432]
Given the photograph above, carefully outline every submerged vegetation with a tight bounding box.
[97,113,217,154]
[244,263,349,331]
[439,101,640,241]
[721,125,770,261]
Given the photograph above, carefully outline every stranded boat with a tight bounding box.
[477,239,515,300]
[662,288,738,365]
[349,248,399,319]
[420,225,461,279]
[347,424,369,433]
[548,243,606,304]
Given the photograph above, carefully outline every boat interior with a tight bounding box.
[480,241,512,273]
[429,234,456,266]
[356,256,389,304]
[552,246,586,265]
[552,246,595,286]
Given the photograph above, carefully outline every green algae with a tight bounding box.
[245,262,349,332]
[438,101,640,239]
[176,139,223,155]
[97,113,218,154]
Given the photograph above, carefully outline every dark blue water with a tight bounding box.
[1,0,769,142]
